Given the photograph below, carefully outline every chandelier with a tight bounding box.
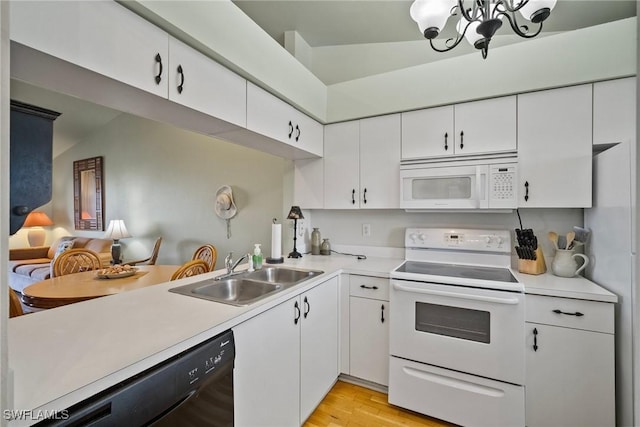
[410,0,557,59]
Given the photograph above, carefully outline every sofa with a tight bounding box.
[9,236,113,294]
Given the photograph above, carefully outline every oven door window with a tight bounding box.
[415,302,490,343]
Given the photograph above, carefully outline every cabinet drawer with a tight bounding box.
[349,275,389,300]
[526,295,614,334]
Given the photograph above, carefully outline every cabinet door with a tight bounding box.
[246,82,295,144]
[234,297,301,427]
[359,114,401,209]
[593,77,636,147]
[323,121,360,209]
[300,277,339,422]
[454,96,516,156]
[525,323,615,427]
[11,1,169,98]
[517,85,593,207]
[401,105,454,159]
[349,297,389,386]
[168,37,246,127]
[293,111,324,157]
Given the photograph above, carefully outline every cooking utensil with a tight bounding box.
[566,231,576,250]
[548,231,559,250]
[573,226,591,245]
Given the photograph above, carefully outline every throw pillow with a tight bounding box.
[53,240,75,260]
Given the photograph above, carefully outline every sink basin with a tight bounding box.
[245,267,323,284]
[170,267,324,306]
[170,278,281,306]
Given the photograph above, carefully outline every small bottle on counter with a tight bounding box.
[311,228,321,255]
[253,244,263,269]
[320,238,331,255]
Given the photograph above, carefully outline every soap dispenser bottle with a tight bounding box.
[253,244,263,269]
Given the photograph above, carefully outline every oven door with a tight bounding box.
[390,279,525,384]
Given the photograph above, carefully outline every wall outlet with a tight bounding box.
[362,223,371,237]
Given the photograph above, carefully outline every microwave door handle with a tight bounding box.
[393,282,521,305]
[476,168,482,208]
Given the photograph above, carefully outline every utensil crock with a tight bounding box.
[551,249,589,278]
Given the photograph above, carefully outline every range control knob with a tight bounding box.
[417,233,425,242]
[496,236,504,247]
[409,233,418,243]
[484,236,492,245]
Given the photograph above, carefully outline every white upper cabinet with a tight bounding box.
[246,82,323,157]
[168,37,246,127]
[593,77,636,147]
[359,115,401,208]
[11,1,169,98]
[517,84,593,208]
[323,121,360,209]
[324,115,401,209]
[401,96,516,160]
[402,106,454,159]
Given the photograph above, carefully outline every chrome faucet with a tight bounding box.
[219,252,250,279]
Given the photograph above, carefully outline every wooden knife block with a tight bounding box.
[518,248,547,275]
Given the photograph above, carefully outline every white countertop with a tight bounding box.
[8,253,615,425]
[515,270,618,303]
[7,255,403,425]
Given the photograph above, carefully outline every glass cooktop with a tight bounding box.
[395,261,518,283]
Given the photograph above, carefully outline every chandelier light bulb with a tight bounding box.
[410,0,457,39]
[518,0,557,23]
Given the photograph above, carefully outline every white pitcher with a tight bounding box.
[551,249,589,278]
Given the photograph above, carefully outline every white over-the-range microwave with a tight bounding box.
[400,158,518,210]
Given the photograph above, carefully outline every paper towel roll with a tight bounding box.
[271,223,282,259]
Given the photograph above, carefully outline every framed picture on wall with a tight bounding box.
[73,156,105,231]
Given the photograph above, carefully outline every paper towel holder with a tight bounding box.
[266,217,284,264]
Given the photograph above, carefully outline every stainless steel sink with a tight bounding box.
[245,267,323,284]
[169,267,324,306]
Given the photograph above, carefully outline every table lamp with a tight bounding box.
[104,219,131,264]
[286,206,304,259]
[22,211,53,247]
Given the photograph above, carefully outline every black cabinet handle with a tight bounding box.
[363,188,367,204]
[303,296,310,318]
[288,121,294,139]
[360,285,378,290]
[524,181,529,202]
[444,132,448,151]
[459,131,464,149]
[352,189,356,205]
[552,309,584,317]
[294,301,301,324]
[155,53,163,84]
[177,65,185,94]
[295,125,300,142]
[381,304,385,323]
[533,327,538,352]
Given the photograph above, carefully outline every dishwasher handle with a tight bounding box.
[392,282,521,305]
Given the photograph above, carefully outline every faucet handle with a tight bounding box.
[224,252,233,270]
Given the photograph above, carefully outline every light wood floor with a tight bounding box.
[304,380,456,427]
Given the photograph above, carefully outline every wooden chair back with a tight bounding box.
[9,289,24,318]
[192,244,217,272]
[171,259,210,281]
[129,237,163,266]
[53,248,103,277]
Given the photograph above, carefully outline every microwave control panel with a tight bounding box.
[489,164,517,208]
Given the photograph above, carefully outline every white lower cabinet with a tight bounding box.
[233,276,338,426]
[525,295,615,427]
[348,275,389,386]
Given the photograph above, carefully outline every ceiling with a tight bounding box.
[233,0,637,84]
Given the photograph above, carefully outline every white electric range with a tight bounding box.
[389,228,525,427]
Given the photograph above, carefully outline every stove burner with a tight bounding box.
[396,261,518,283]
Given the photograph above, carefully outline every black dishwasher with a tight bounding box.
[37,330,234,427]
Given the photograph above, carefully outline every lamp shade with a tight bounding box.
[23,211,53,227]
[104,220,131,240]
[410,0,456,37]
[286,206,304,220]
[518,0,557,22]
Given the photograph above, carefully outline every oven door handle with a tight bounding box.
[393,282,521,305]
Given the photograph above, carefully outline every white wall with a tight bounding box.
[327,18,637,122]
[49,114,289,268]
[309,208,583,261]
